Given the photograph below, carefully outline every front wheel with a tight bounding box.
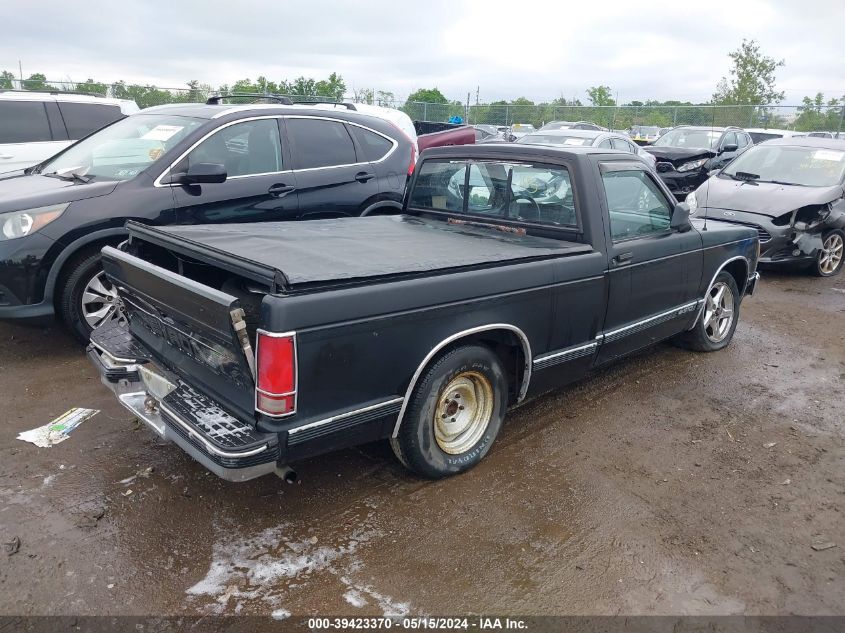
[674,272,740,352]
[390,345,508,479]
[811,230,844,277]
[58,249,124,343]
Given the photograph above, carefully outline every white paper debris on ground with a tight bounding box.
[16,408,99,448]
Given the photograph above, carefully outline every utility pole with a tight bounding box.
[466,91,470,123]
[18,60,23,86]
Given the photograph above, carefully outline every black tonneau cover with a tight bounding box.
[130,215,591,289]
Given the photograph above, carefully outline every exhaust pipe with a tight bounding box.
[276,465,299,484]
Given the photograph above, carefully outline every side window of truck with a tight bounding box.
[602,167,672,241]
[409,159,578,227]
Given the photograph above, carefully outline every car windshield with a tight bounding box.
[722,145,845,187]
[653,128,721,150]
[634,126,660,136]
[518,134,593,146]
[541,122,572,130]
[39,114,205,181]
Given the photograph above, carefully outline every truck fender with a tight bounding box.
[391,323,533,438]
[688,255,749,330]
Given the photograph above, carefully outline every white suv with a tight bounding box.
[0,91,139,173]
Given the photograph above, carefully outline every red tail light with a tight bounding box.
[255,331,297,417]
[389,122,417,176]
[407,142,417,176]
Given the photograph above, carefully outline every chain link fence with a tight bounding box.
[4,79,844,134]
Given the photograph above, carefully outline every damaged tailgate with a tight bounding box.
[101,246,256,421]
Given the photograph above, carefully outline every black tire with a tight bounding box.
[674,272,741,352]
[390,345,508,479]
[57,247,118,343]
[811,229,844,277]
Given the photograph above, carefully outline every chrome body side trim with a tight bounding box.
[288,397,404,436]
[153,115,289,187]
[154,114,398,187]
[603,300,701,343]
[533,341,598,370]
[282,115,398,171]
[391,324,532,438]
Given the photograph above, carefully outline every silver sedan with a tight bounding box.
[517,129,657,169]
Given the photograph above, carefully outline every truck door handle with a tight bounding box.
[0,154,12,159]
[268,184,295,197]
[354,171,375,183]
[613,252,633,266]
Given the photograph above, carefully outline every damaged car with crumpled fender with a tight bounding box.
[687,137,845,277]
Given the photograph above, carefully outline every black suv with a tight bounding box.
[0,100,415,341]
[644,126,752,199]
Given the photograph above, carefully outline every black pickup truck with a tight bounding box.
[88,144,760,482]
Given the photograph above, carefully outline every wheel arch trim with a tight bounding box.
[391,323,532,438]
[45,228,128,303]
[360,200,402,216]
[689,255,749,329]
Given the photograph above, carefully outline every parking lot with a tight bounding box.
[0,269,842,618]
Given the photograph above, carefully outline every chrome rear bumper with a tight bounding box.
[87,342,280,482]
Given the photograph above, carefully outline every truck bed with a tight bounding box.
[128,215,591,290]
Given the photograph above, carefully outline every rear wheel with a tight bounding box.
[390,345,508,479]
[674,272,740,352]
[812,230,844,277]
[58,249,124,343]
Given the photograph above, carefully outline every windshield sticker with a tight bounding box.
[563,138,586,146]
[141,125,184,141]
[813,150,845,162]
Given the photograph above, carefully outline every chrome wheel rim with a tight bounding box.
[433,371,494,454]
[81,270,121,330]
[703,281,735,343]
[819,233,843,274]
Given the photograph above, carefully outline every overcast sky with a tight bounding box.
[3,0,844,104]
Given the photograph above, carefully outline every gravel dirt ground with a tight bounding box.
[0,270,843,620]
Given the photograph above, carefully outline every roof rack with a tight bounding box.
[288,98,357,111]
[206,93,293,105]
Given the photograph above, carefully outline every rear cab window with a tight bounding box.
[408,158,579,229]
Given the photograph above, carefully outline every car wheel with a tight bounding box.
[58,249,124,343]
[812,229,844,277]
[390,345,508,479]
[674,272,740,352]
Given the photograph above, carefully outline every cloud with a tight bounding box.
[1,0,844,104]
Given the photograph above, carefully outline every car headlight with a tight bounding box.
[686,190,698,215]
[677,158,708,173]
[0,203,69,241]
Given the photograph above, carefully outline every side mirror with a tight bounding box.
[176,162,227,185]
[670,202,692,233]
[719,143,739,155]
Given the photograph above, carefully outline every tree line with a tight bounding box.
[3,40,842,132]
